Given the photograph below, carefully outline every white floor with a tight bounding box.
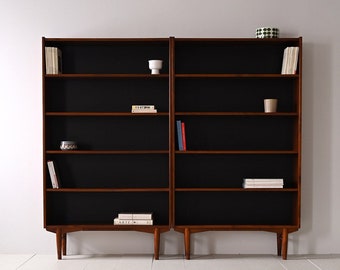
[1,254,340,270]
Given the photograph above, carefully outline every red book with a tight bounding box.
[181,122,187,150]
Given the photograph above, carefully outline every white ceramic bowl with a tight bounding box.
[148,60,163,74]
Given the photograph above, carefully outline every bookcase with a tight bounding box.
[43,38,171,260]
[43,37,302,260]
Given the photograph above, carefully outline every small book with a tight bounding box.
[131,105,157,113]
[243,178,284,184]
[47,160,60,188]
[45,47,53,74]
[118,213,153,220]
[176,120,183,150]
[243,184,283,189]
[243,178,284,189]
[181,121,187,150]
[114,218,153,225]
[131,105,155,110]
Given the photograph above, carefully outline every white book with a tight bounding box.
[281,47,299,74]
[114,218,153,225]
[131,109,157,113]
[57,48,62,74]
[131,105,155,110]
[243,178,284,184]
[132,213,153,220]
[52,47,56,74]
[47,160,60,188]
[286,47,293,74]
[118,213,133,220]
[45,47,62,74]
[281,47,289,74]
[291,47,299,74]
[118,213,153,220]
[243,184,283,189]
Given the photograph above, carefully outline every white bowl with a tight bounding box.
[148,60,163,74]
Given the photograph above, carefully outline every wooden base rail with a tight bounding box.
[49,226,169,260]
[181,227,292,260]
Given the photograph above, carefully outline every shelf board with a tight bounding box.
[175,74,299,78]
[47,188,170,192]
[175,188,298,192]
[45,74,169,78]
[175,150,298,154]
[175,112,298,116]
[46,150,169,154]
[174,224,299,232]
[45,112,169,116]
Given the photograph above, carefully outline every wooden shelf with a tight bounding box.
[175,112,298,116]
[175,150,298,154]
[46,150,169,154]
[47,188,170,192]
[175,74,299,78]
[45,73,169,78]
[175,188,298,192]
[45,112,169,116]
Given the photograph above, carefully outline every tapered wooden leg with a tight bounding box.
[277,232,282,256]
[62,233,67,256]
[56,228,62,260]
[281,228,288,260]
[154,228,160,260]
[184,228,190,260]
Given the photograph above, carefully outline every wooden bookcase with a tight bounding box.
[43,37,302,260]
[42,38,172,260]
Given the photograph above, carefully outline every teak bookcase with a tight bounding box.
[42,37,302,260]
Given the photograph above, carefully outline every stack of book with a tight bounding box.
[243,178,284,189]
[114,213,153,225]
[45,47,62,74]
[281,47,299,74]
[176,120,187,150]
[131,105,157,113]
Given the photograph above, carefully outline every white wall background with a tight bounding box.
[1,0,340,256]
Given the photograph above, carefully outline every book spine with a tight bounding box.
[118,213,133,219]
[131,105,155,110]
[114,218,153,225]
[243,184,283,189]
[52,47,57,74]
[281,47,288,74]
[118,213,153,220]
[176,120,183,150]
[45,47,53,74]
[292,47,299,74]
[132,213,153,220]
[181,122,186,151]
[57,48,62,74]
[243,178,284,184]
[131,109,157,113]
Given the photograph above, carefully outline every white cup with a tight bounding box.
[264,99,278,113]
